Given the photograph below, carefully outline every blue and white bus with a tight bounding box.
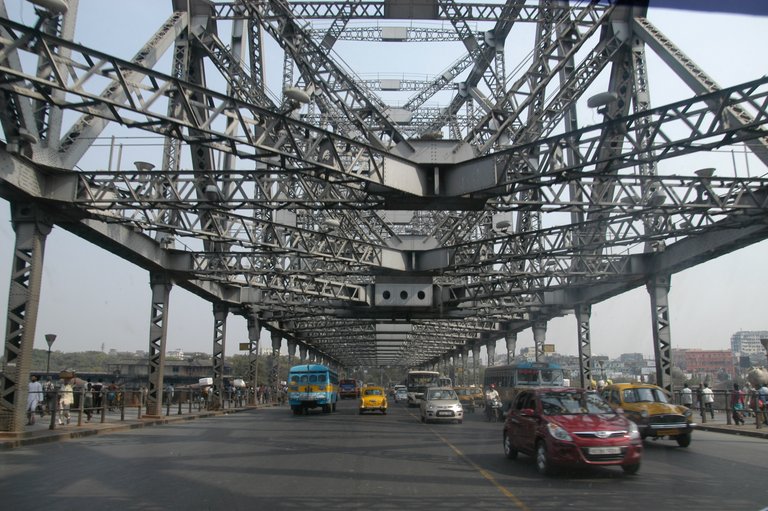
[288,364,339,415]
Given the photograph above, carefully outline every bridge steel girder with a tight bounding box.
[212,303,228,410]
[0,203,51,432]
[246,312,260,405]
[574,304,592,389]
[146,273,172,417]
[647,275,672,393]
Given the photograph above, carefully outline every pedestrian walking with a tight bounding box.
[702,383,715,419]
[58,379,74,425]
[758,383,768,426]
[26,374,43,425]
[731,383,745,425]
[680,383,693,408]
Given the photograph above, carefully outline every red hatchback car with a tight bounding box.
[503,387,643,475]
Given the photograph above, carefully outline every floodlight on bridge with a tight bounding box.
[587,91,618,111]
[695,167,716,178]
[134,161,155,172]
[284,87,312,104]
[27,0,68,14]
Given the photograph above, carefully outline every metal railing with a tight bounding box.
[39,387,257,431]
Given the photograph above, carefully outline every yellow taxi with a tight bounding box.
[359,385,388,415]
[454,386,477,413]
[600,382,695,447]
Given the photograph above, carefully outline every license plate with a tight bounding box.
[437,411,453,416]
[588,447,621,455]
[656,429,678,436]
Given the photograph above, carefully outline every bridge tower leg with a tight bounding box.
[246,314,260,406]
[269,332,282,402]
[146,273,171,417]
[486,340,496,367]
[533,320,547,362]
[299,344,307,362]
[462,346,469,386]
[212,303,228,410]
[505,332,517,365]
[287,339,297,364]
[0,204,51,432]
[647,275,673,393]
[472,343,481,386]
[575,304,593,389]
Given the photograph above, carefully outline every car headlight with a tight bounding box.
[546,423,573,442]
[627,421,641,440]
[683,408,693,419]
[640,409,649,418]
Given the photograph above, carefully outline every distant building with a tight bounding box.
[677,349,736,380]
[167,348,185,360]
[730,330,768,363]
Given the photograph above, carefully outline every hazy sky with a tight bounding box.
[0,1,766,361]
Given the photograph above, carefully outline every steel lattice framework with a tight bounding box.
[1,0,767,377]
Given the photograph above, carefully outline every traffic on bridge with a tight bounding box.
[1,1,767,507]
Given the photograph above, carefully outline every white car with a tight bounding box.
[420,387,463,424]
[394,388,408,402]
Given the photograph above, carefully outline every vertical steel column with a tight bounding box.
[647,275,673,393]
[269,332,282,401]
[472,343,481,386]
[486,340,496,367]
[299,345,307,362]
[212,303,228,410]
[575,304,593,389]
[146,273,171,417]
[287,339,297,364]
[505,332,517,365]
[246,313,260,406]
[460,346,468,386]
[0,204,51,432]
[532,320,547,362]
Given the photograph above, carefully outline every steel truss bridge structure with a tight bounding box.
[1,0,767,430]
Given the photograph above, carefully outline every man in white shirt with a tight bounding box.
[680,383,693,408]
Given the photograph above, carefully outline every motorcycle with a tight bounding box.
[486,397,503,422]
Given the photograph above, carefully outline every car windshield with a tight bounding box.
[623,387,669,404]
[539,391,614,415]
[427,389,457,400]
[364,389,382,396]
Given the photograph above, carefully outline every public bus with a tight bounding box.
[405,370,441,407]
[287,364,339,415]
[339,378,361,399]
[439,376,452,388]
[483,361,566,409]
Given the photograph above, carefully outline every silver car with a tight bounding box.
[420,387,464,424]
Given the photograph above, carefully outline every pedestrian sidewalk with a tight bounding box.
[692,411,768,439]
[0,404,263,449]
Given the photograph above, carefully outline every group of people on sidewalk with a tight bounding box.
[27,374,123,426]
[730,382,768,426]
[679,380,768,426]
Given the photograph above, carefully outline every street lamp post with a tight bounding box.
[44,334,56,377]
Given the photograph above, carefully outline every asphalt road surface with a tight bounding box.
[1,398,766,510]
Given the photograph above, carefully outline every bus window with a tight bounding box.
[517,369,538,384]
[317,374,326,383]
[300,375,308,384]
[290,375,299,383]
[310,374,317,383]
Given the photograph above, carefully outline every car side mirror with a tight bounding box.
[615,407,625,414]
[521,408,535,417]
